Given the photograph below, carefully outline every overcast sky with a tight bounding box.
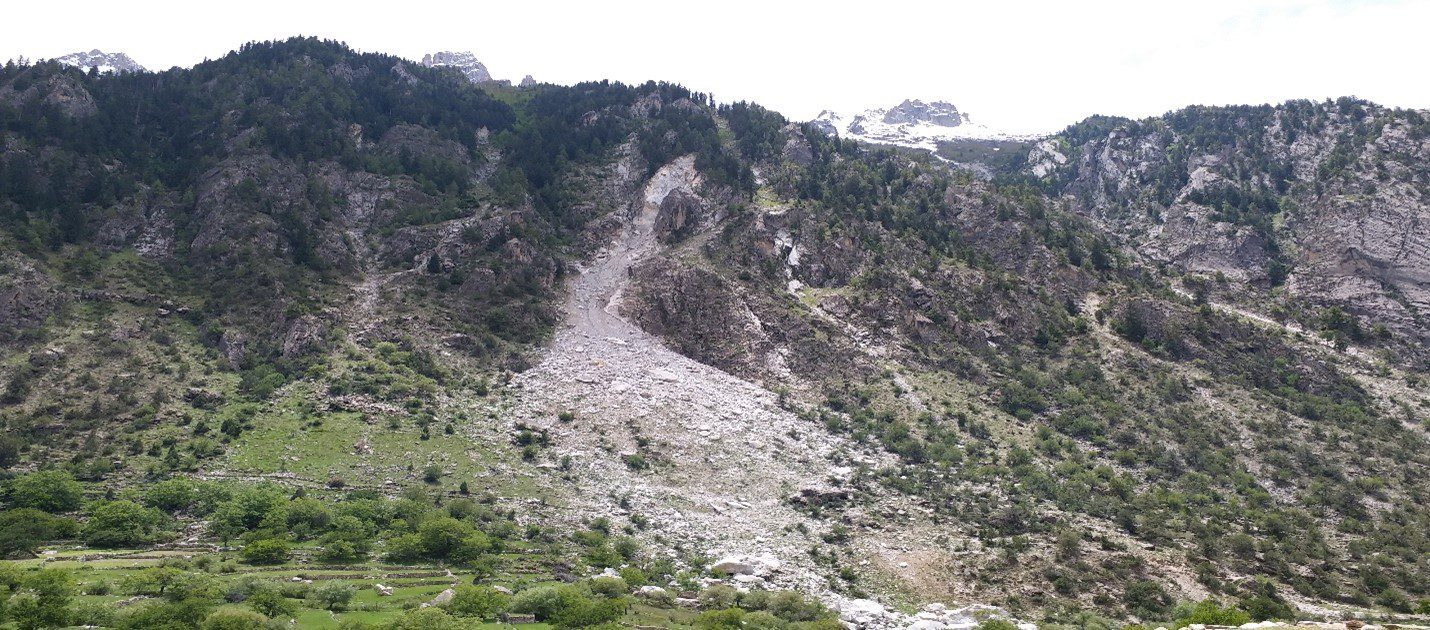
[3,0,1427,133]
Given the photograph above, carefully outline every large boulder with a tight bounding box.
[711,553,781,576]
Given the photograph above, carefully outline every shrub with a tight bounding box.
[451,532,494,566]
[145,478,200,513]
[222,575,269,602]
[240,539,290,565]
[446,585,510,620]
[510,586,572,621]
[977,621,1020,630]
[697,608,746,629]
[740,589,771,611]
[743,610,787,629]
[209,487,287,541]
[767,591,828,622]
[617,567,647,587]
[699,584,740,610]
[316,539,363,564]
[589,576,629,598]
[639,587,676,607]
[284,498,331,537]
[85,500,167,548]
[509,585,626,626]
[312,582,356,611]
[423,465,444,484]
[7,470,84,513]
[0,508,79,556]
[1238,595,1294,621]
[201,609,272,629]
[383,533,425,562]
[1124,580,1173,619]
[417,517,476,558]
[247,587,296,618]
[6,568,75,629]
[116,598,214,629]
[121,567,198,598]
[384,607,469,630]
[549,594,628,628]
[70,600,118,627]
[1173,599,1251,628]
[1238,579,1295,621]
[1375,588,1413,613]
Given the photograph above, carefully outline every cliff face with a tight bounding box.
[1030,100,1430,361]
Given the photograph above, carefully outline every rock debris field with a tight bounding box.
[507,156,865,594]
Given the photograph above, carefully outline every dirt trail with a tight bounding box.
[506,156,874,591]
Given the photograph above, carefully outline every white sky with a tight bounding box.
[3,0,1427,134]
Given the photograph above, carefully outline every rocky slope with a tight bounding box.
[0,38,1426,624]
[1023,100,1430,365]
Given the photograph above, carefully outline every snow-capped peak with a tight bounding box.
[54,49,145,74]
[419,51,493,83]
[812,99,1035,151]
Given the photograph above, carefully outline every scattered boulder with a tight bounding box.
[420,588,455,608]
[711,553,781,576]
[218,329,248,369]
[281,316,327,358]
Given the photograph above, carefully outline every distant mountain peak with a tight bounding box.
[419,51,493,83]
[54,49,145,74]
[881,99,967,127]
[813,99,1034,151]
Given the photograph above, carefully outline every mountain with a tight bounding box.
[0,38,1426,627]
[52,49,145,74]
[812,99,1030,150]
[419,50,494,83]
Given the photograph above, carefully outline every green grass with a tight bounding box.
[217,377,546,502]
[16,544,699,630]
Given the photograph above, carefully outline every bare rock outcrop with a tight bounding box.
[624,261,774,378]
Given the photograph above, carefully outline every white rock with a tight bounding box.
[712,557,756,575]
